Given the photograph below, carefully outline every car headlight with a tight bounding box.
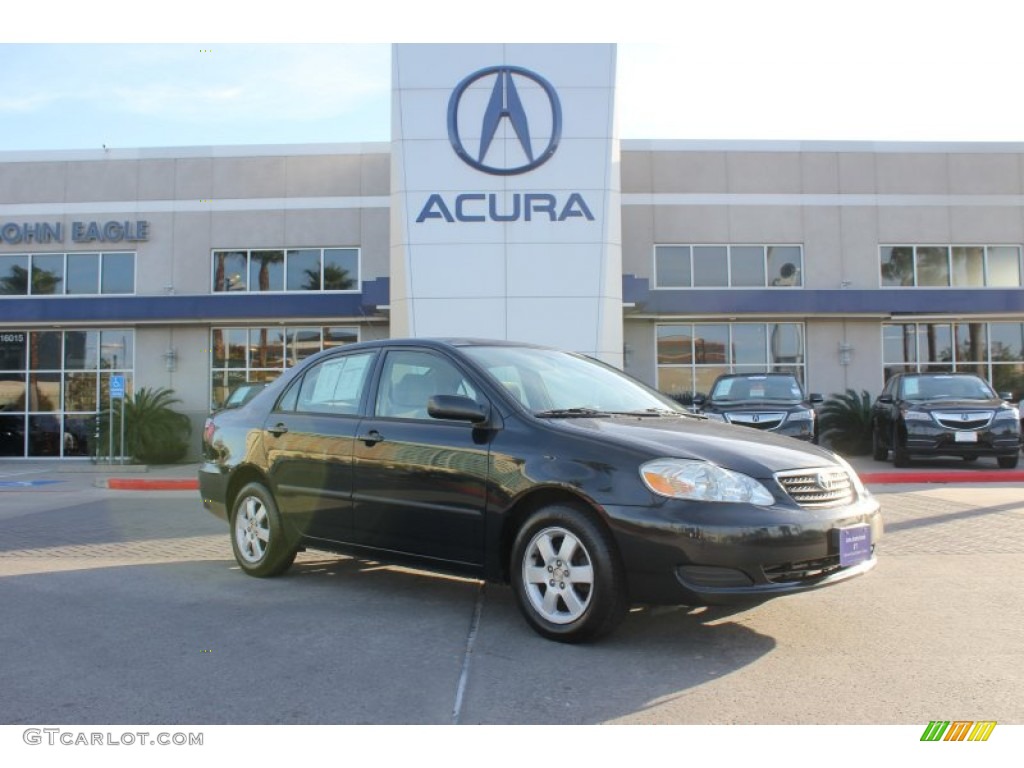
[994,407,1020,421]
[902,409,932,422]
[786,409,815,422]
[640,459,776,506]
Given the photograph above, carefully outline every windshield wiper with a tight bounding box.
[534,407,611,418]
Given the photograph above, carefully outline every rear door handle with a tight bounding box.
[267,423,289,437]
[359,430,384,446]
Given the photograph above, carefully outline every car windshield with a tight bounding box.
[461,346,687,416]
[901,374,996,401]
[710,375,803,402]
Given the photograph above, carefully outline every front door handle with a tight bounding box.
[267,423,289,437]
[359,430,384,446]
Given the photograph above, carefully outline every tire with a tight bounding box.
[998,455,1019,469]
[511,504,628,644]
[961,456,978,464]
[892,429,911,468]
[229,482,297,577]
[871,425,887,461]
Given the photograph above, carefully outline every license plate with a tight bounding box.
[954,431,978,443]
[838,524,871,567]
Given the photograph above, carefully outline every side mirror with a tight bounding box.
[999,392,1014,402]
[809,393,824,404]
[877,394,894,404]
[691,394,707,407]
[428,394,489,424]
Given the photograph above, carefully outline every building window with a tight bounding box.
[654,245,803,289]
[0,252,135,296]
[0,328,134,458]
[656,322,806,398]
[209,325,359,409]
[883,321,1024,399]
[212,248,359,293]
[880,245,1022,287]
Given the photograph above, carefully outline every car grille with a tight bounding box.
[725,411,786,430]
[775,467,854,508]
[763,555,843,584]
[932,410,994,430]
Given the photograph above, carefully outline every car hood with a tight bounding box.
[705,400,808,413]
[548,415,841,477]
[901,398,1011,413]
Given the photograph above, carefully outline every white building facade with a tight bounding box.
[1,44,1023,458]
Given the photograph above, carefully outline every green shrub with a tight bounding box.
[100,387,192,464]
[818,389,874,455]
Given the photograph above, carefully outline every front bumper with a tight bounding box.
[604,493,882,606]
[904,421,1021,458]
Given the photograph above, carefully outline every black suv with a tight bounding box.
[871,372,1021,468]
[693,373,823,442]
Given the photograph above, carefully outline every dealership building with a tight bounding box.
[2,43,1024,459]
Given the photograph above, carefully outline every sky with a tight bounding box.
[2,1,1024,151]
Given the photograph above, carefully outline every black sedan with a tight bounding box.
[871,372,1021,468]
[200,339,881,643]
[693,372,823,442]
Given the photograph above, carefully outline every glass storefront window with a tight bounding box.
[212,251,248,292]
[882,245,1021,287]
[30,331,62,370]
[210,325,359,409]
[655,245,691,288]
[285,249,320,291]
[987,246,1021,287]
[66,253,100,294]
[248,250,285,292]
[883,321,1024,393]
[0,331,27,370]
[951,247,985,287]
[767,246,802,287]
[692,246,728,287]
[0,254,29,295]
[99,331,133,370]
[657,322,806,398]
[0,328,133,457]
[880,246,914,286]
[730,246,765,287]
[100,253,135,294]
[64,331,99,370]
[323,249,359,290]
[30,254,64,295]
[915,246,950,286]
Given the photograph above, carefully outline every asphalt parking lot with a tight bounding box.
[0,460,1021,725]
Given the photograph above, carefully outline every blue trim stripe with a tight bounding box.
[0,278,390,324]
[623,275,1024,316]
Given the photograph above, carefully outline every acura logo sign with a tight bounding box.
[447,66,562,176]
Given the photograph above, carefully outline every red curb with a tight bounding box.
[860,470,1024,485]
[107,478,199,491]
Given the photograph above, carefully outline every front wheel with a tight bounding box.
[871,425,887,461]
[997,455,1019,469]
[511,504,627,643]
[230,482,297,577]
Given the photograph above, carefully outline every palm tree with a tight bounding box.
[817,389,874,455]
[102,387,192,464]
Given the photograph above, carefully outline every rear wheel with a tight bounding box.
[511,504,627,643]
[230,482,297,577]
